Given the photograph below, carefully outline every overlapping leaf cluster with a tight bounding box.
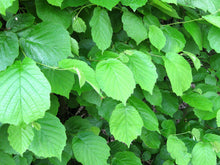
[0,0,220,164]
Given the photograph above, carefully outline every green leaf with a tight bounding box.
[6,13,35,32]
[81,90,102,106]
[163,52,192,96]
[42,69,75,98]
[128,96,159,132]
[217,110,220,127]
[150,0,180,18]
[161,0,176,4]
[71,38,79,56]
[140,128,161,149]
[90,7,113,52]
[109,103,143,146]
[47,0,63,6]
[121,0,148,11]
[0,58,51,125]
[143,14,160,29]
[89,0,120,10]
[192,142,216,165]
[161,120,176,138]
[158,92,178,117]
[125,50,157,93]
[182,92,213,111]
[0,0,16,15]
[149,25,166,51]
[59,59,101,95]
[143,86,162,107]
[8,125,34,155]
[97,98,119,122]
[112,151,142,165]
[0,31,19,71]
[14,156,28,165]
[36,0,71,28]
[203,133,220,153]
[208,26,220,53]
[61,0,88,8]
[47,95,59,116]
[0,151,16,165]
[72,17,86,33]
[72,132,110,165]
[29,113,67,160]
[183,16,202,50]
[203,15,220,28]
[20,22,71,66]
[167,135,191,165]
[183,51,201,70]
[162,26,186,53]
[122,8,148,44]
[96,59,135,104]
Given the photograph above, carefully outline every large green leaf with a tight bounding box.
[163,52,192,96]
[182,92,213,112]
[167,135,191,165]
[140,128,161,149]
[143,86,162,107]
[19,22,71,66]
[89,0,120,10]
[208,26,220,53]
[96,59,135,104]
[0,58,51,125]
[125,50,158,94]
[0,31,19,71]
[59,59,101,95]
[112,151,142,165]
[121,0,148,11]
[36,0,71,28]
[149,25,166,51]
[192,142,216,165]
[42,69,75,98]
[72,132,110,165]
[8,125,34,155]
[183,16,202,50]
[203,133,220,153]
[128,96,159,132]
[162,26,186,53]
[90,7,113,51]
[109,103,143,146]
[29,113,67,160]
[0,0,15,15]
[47,0,63,6]
[161,120,176,138]
[203,15,220,29]
[0,151,16,165]
[122,8,148,44]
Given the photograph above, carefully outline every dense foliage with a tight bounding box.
[0,0,220,164]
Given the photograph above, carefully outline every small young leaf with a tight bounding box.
[192,142,216,165]
[109,103,143,146]
[112,151,142,165]
[183,51,201,70]
[96,59,135,104]
[122,8,148,44]
[149,25,166,51]
[72,132,110,165]
[167,135,191,165]
[72,17,86,33]
[163,52,192,96]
